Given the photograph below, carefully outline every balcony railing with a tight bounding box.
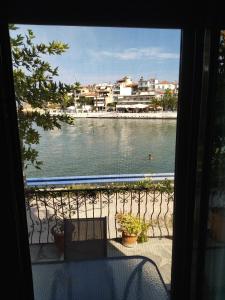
[25,179,174,244]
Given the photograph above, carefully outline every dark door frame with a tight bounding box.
[0,13,224,300]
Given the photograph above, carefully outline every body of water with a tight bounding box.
[26,119,177,178]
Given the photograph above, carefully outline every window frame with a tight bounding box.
[0,14,224,300]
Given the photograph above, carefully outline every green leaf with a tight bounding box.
[10,25,78,170]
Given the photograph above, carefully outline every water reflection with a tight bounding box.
[27,119,177,177]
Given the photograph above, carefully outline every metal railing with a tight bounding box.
[26,184,174,244]
[26,173,174,187]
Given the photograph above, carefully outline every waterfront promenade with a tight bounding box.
[49,110,177,119]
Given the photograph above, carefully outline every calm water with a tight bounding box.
[26,119,177,178]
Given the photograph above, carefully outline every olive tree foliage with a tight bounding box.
[149,90,178,111]
[150,97,161,110]
[161,89,178,111]
[10,24,75,170]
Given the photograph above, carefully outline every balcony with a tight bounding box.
[27,175,174,288]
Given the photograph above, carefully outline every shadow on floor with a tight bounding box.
[30,238,172,289]
[30,238,126,263]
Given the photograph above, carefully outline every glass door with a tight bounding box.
[202,29,225,300]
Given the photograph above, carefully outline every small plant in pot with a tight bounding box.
[116,213,143,247]
[138,221,151,243]
[51,219,76,253]
[51,221,64,254]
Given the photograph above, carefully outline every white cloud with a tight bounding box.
[91,47,179,61]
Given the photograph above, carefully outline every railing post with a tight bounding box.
[26,181,174,244]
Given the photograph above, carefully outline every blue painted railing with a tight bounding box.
[26,173,174,187]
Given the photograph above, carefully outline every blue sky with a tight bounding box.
[12,25,181,85]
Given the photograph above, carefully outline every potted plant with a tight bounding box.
[210,207,225,242]
[138,221,151,243]
[209,187,225,243]
[51,221,64,254]
[116,213,143,247]
[208,120,225,243]
[51,219,75,253]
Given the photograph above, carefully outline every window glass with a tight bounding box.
[203,30,225,300]
[9,24,180,298]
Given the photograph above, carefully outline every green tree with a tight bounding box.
[71,81,81,110]
[73,81,81,94]
[150,97,161,111]
[60,93,74,111]
[10,24,74,170]
[161,89,178,111]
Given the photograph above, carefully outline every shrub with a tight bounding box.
[116,213,151,241]
[138,221,151,243]
[116,213,142,236]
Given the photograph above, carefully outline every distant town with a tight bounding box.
[23,76,179,115]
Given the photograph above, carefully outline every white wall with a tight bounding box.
[138,81,150,88]
[120,87,132,96]
[156,83,175,90]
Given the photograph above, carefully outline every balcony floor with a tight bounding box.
[30,237,172,288]
[108,238,172,288]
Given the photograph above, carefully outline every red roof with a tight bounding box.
[126,83,138,87]
[159,80,170,84]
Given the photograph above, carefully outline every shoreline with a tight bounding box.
[50,111,177,119]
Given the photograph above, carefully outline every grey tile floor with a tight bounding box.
[107,238,172,287]
[30,238,172,287]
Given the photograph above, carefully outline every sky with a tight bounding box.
[11,25,181,85]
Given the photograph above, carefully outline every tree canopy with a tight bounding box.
[149,90,178,111]
[161,89,178,111]
[10,25,75,170]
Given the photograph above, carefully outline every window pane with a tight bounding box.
[203,30,225,300]
[9,24,180,299]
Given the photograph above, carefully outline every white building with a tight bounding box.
[116,93,156,112]
[138,77,158,91]
[114,76,160,111]
[76,83,114,111]
[156,80,176,91]
[112,76,137,101]
[95,83,113,110]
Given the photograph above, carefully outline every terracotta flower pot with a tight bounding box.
[53,232,64,253]
[122,232,138,248]
[51,226,64,254]
[210,208,225,242]
[51,221,75,253]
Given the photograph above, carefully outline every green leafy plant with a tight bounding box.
[116,212,149,237]
[116,213,142,236]
[9,24,76,170]
[51,222,64,235]
[138,221,151,243]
